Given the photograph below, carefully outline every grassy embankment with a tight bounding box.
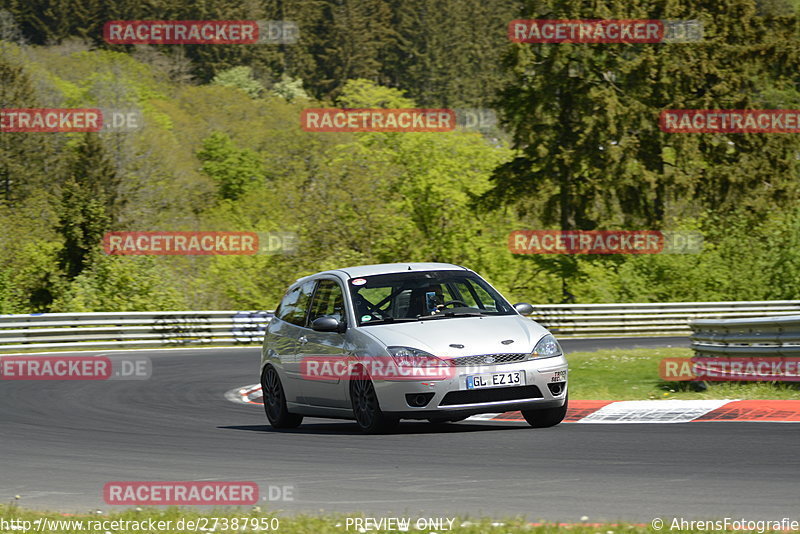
[568,348,800,400]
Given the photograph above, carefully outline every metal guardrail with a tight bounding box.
[0,311,273,351]
[690,315,800,357]
[530,300,800,336]
[2,301,800,352]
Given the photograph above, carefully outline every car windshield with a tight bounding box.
[348,270,516,326]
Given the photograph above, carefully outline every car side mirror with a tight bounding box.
[311,316,346,333]
[513,302,534,315]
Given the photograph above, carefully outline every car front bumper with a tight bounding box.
[372,355,568,418]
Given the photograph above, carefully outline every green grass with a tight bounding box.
[2,505,794,534]
[567,348,800,400]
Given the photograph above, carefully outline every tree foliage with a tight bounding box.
[2,1,800,312]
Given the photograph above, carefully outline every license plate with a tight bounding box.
[466,370,525,390]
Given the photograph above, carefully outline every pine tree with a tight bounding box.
[0,47,65,203]
[484,0,800,301]
[56,133,115,279]
[385,0,520,107]
[486,0,800,230]
[305,0,396,98]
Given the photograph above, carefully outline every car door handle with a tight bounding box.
[298,336,308,344]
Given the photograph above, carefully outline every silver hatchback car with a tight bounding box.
[260,263,568,433]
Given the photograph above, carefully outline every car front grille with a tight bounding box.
[449,353,528,366]
[439,385,543,406]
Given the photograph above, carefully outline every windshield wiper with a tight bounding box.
[368,311,487,324]
[416,308,487,320]
[443,311,486,317]
[415,314,450,321]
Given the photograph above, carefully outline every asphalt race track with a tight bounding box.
[2,337,799,522]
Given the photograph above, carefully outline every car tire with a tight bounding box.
[261,365,303,429]
[521,394,568,428]
[350,377,398,434]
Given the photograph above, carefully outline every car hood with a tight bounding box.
[359,315,551,358]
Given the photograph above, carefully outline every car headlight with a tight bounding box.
[387,346,449,367]
[531,334,562,359]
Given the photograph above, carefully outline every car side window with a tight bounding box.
[307,279,346,325]
[276,281,315,326]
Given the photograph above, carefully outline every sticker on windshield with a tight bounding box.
[360,314,372,322]
[351,278,367,286]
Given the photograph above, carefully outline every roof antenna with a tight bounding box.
[408,265,412,270]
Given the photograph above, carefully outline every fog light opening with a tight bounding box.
[405,392,435,407]
[547,382,565,396]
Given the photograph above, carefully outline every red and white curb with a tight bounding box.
[225,384,265,405]
[225,384,800,423]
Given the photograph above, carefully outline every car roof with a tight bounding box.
[296,263,469,284]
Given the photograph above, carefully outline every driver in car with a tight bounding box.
[425,284,446,315]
